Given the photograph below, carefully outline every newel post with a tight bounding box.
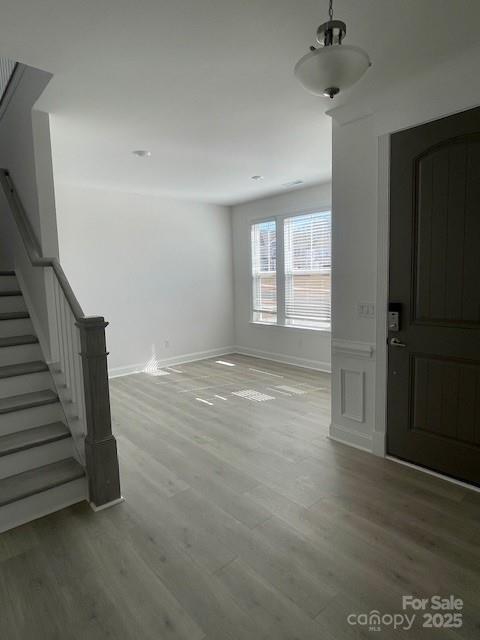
[77,316,121,508]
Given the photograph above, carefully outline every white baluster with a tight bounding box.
[52,275,60,367]
[75,327,86,432]
[55,279,66,379]
[61,293,71,393]
[67,309,76,406]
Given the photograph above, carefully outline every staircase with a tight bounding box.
[0,270,86,533]
[0,167,121,532]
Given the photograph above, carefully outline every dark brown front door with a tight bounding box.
[387,106,480,486]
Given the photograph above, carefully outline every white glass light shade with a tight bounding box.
[294,45,371,96]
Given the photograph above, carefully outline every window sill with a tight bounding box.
[249,321,331,334]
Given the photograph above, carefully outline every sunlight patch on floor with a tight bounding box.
[232,389,275,402]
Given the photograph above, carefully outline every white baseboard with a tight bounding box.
[329,422,372,452]
[108,346,236,378]
[109,345,331,378]
[233,346,331,373]
[372,431,386,457]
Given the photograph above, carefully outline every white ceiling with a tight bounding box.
[1,0,480,205]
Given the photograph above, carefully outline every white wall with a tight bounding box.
[232,184,332,371]
[0,66,53,252]
[330,115,378,450]
[329,41,480,455]
[0,65,57,355]
[54,184,234,375]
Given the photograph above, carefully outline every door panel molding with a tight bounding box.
[330,342,376,451]
[340,368,365,423]
[411,353,480,446]
[412,136,480,327]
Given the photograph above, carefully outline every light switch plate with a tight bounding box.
[357,302,375,318]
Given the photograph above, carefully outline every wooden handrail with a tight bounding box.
[0,168,85,320]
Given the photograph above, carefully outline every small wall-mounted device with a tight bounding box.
[388,302,401,332]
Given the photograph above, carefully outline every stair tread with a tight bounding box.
[0,361,48,379]
[0,271,15,276]
[0,335,38,348]
[0,422,70,457]
[0,311,29,321]
[0,290,22,297]
[0,390,58,415]
[0,458,84,507]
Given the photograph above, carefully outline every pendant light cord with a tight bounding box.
[328,0,334,21]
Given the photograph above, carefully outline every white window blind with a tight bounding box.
[251,220,277,323]
[284,211,331,329]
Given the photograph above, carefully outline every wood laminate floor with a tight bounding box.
[1,354,479,639]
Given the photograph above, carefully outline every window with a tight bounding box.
[251,211,331,331]
[251,220,277,323]
[284,212,331,329]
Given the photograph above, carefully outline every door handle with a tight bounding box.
[390,338,407,348]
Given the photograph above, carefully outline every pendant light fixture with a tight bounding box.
[294,0,371,99]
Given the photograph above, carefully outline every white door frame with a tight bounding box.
[373,133,390,457]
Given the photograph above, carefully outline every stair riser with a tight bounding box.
[0,476,87,533]
[0,438,73,479]
[0,343,42,366]
[0,318,34,338]
[0,403,63,436]
[0,371,52,399]
[0,296,27,313]
[0,276,18,292]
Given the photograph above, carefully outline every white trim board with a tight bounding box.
[108,346,236,378]
[332,339,375,359]
[233,346,331,373]
[374,133,391,457]
[329,422,372,452]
